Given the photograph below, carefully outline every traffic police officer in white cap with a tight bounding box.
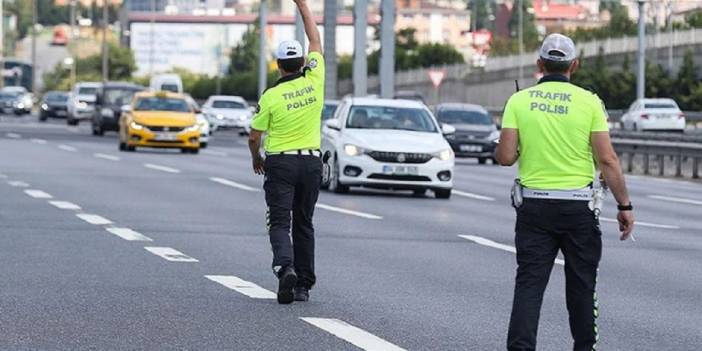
[496,33,635,350]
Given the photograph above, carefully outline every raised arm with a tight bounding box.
[294,0,322,54]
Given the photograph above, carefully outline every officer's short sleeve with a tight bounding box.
[501,95,518,129]
[305,52,325,88]
[590,97,609,132]
[250,94,271,132]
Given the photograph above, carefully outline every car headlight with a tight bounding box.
[184,124,200,132]
[129,121,144,130]
[101,108,114,118]
[216,114,224,120]
[488,130,500,141]
[41,103,49,110]
[76,101,88,109]
[16,102,25,109]
[344,144,365,156]
[435,149,454,161]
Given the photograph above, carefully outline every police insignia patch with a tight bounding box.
[308,59,318,69]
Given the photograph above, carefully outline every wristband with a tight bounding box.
[617,203,633,211]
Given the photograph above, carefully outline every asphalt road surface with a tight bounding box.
[1,115,701,350]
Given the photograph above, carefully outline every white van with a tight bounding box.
[150,74,183,93]
[67,82,101,125]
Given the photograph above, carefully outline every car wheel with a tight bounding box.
[67,118,78,126]
[119,142,127,151]
[39,115,47,122]
[191,148,200,154]
[478,157,487,165]
[434,189,452,199]
[329,156,349,194]
[491,157,499,165]
[200,142,208,149]
[412,188,427,197]
[126,145,136,152]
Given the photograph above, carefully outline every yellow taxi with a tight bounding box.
[118,91,201,154]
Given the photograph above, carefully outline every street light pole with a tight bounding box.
[257,0,267,99]
[637,0,646,100]
[31,0,37,94]
[149,0,155,76]
[101,0,109,84]
[1,0,5,89]
[352,0,367,97]
[518,0,524,81]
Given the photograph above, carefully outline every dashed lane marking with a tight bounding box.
[58,144,77,152]
[105,227,153,241]
[144,163,181,174]
[30,138,47,144]
[315,203,383,220]
[453,190,496,201]
[202,150,228,157]
[24,189,53,199]
[300,317,407,351]
[204,275,276,299]
[144,247,199,262]
[209,177,260,192]
[600,217,679,230]
[49,201,81,210]
[458,235,565,266]
[647,195,702,206]
[94,153,120,161]
[76,214,113,225]
[5,132,21,139]
[8,181,29,187]
[0,173,7,179]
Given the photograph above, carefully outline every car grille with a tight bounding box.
[145,139,184,144]
[367,151,432,164]
[147,126,185,132]
[455,131,491,141]
[367,174,432,182]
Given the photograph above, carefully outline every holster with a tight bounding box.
[511,179,523,209]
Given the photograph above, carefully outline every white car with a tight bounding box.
[1,86,32,114]
[184,94,211,148]
[321,97,455,199]
[67,82,101,125]
[621,98,685,132]
[202,95,253,133]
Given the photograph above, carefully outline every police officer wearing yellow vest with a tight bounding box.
[496,34,635,350]
[248,0,324,304]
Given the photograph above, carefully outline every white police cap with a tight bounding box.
[539,33,576,62]
[276,40,304,60]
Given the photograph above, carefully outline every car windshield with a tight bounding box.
[645,103,677,109]
[438,110,492,125]
[212,100,246,109]
[0,93,17,100]
[161,84,179,93]
[134,97,190,112]
[346,106,438,133]
[46,93,68,102]
[322,103,338,120]
[104,89,138,106]
[78,87,98,95]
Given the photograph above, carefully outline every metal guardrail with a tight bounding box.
[612,138,702,179]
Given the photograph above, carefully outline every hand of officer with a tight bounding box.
[617,210,634,241]
[252,156,265,175]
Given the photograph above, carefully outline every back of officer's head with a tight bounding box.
[538,33,578,76]
[276,40,305,75]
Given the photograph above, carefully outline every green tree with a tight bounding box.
[229,25,260,74]
[507,0,540,51]
[674,50,699,110]
[685,10,702,28]
[467,0,497,31]
[367,28,464,74]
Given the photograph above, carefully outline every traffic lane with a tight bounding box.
[2,140,700,350]
[0,145,357,350]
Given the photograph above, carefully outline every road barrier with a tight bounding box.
[613,138,702,179]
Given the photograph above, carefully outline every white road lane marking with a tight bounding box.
[647,195,702,206]
[205,275,276,299]
[0,173,7,179]
[76,214,113,225]
[6,132,21,139]
[300,318,407,351]
[58,144,77,152]
[315,203,383,220]
[24,189,53,199]
[144,163,181,173]
[105,227,153,241]
[8,180,29,187]
[600,217,679,230]
[209,177,260,192]
[459,235,565,266]
[49,201,81,210]
[94,153,120,161]
[30,138,47,144]
[144,247,198,262]
[453,190,496,201]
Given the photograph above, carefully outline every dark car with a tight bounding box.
[436,103,500,164]
[322,100,340,121]
[91,82,144,136]
[39,91,70,121]
[0,92,23,115]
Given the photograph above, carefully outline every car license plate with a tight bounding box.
[55,111,66,116]
[460,144,483,152]
[155,133,177,141]
[383,165,418,175]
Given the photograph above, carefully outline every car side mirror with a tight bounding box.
[325,119,341,131]
[120,104,132,113]
[194,107,202,114]
[441,123,456,135]
[496,123,502,130]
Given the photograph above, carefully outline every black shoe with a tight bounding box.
[277,267,297,304]
[293,287,309,302]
